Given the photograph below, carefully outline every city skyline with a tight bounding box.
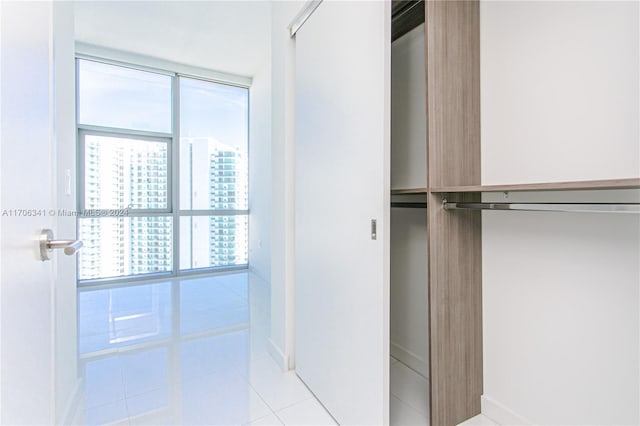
[79,135,247,280]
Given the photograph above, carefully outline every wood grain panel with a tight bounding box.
[430,178,640,193]
[391,187,428,195]
[426,0,480,189]
[427,193,482,426]
[425,1,482,425]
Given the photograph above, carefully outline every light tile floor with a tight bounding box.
[458,415,498,426]
[76,272,334,426]
[388,358,496,426]
[75,271,494,426]
[389,358,429,425]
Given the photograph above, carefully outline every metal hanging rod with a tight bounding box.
[443,200,640,214]
[391,202,427,209]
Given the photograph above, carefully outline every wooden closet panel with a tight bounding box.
[427,193,482,426]
[425,1,482,425]
[426,0,480,188]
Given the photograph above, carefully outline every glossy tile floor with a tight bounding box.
[390,358,429,425]
[77,272,335,426]
[388,359,496,426]
[76,271,492,425]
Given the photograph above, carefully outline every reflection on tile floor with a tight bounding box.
[76,272,333,426]
[77,271,490,425]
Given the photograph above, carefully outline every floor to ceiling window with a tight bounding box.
[77,58,249,283]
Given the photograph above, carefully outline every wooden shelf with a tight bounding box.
[391,187,428,195]
[430,178,640,193]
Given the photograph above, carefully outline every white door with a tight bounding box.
[0,2,77,424]
[294,1,391,424]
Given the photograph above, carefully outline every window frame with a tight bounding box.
[76,56,250,286]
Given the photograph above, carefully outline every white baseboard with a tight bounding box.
[60,378,84,426]
[481,395,533,426]
[268,337,290,372]
[390,341,428,378]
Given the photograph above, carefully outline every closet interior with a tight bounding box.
[391,1,483,424]
[390,2,639,426]
[389,0,429,421]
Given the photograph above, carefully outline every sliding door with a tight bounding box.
[294,1,391,424]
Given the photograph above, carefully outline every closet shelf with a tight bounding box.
[429,178,640,193]
[391,187,428,195]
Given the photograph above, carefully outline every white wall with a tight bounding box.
[249,55,273,282]
[390,204,428,377]
[269,0,304,371]
[391,24,426,191]
[480,2,640,424]
[390,24,429,377]
[481,1,639,184]
[482,192,640,425]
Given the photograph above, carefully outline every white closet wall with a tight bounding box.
[390,205,428,376]
[481,1,639,184]
[391,24,427,191]
[480,2,640,424]
[390,24,428,377]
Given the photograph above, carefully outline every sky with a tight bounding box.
[78,59,248,151]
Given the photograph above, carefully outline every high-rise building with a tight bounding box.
[129,148,172,275]
[79,136,171,280]
[79,135,247,280]
[180,137,248,270]
[208,142,248,267]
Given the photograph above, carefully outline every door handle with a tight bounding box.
[39,229,83,261]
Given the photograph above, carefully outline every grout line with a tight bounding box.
[288,374,339,425]
[271,394,316,414]
[82,399,130,426]
[393,358,429,382]
[390,395,429,423]
[273,410,287,426]
[84,398,128,412]
[241,411,276,426]
[390,360,430,418]
[245,381,287,425]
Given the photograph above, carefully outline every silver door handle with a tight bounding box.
[39,229,83,261]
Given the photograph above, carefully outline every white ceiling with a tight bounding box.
[74,1,272,78]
